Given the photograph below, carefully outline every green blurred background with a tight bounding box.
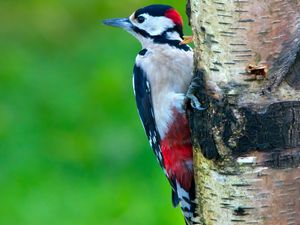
[0,1,191,225]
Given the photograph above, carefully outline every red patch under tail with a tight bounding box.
[160,109,193,190]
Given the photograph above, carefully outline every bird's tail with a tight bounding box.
[174,180,201,225]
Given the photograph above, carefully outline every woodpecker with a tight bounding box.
[104,4,200,225]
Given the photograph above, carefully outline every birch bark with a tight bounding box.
[187,1,300,224]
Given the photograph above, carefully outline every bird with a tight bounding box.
[103,4,200,225]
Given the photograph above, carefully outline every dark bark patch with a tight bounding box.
[187,70,220,160]
[233,207,248,216]
[286,49,300,90]
[230,101,300,155]
[188,68,300,167]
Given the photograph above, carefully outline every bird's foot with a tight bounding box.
[186,93,206,111]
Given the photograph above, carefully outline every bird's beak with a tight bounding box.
[103,18,133,30]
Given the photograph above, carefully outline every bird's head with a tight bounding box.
[103,4,186,48]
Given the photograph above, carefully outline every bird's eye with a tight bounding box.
[137,16,145,23]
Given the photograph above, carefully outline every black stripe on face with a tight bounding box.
[132,26,190,51]
[133,26,151,38]
[154,37,191,51]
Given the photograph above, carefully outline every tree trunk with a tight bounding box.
[187,0,300,224]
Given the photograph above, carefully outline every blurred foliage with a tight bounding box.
[0,1,191,225]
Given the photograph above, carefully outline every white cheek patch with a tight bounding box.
[166,31,182,40]
[131,13,175,36]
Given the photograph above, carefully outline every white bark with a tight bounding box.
[188,1,300,224]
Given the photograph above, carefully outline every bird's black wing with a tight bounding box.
[133,64,164,168]
[133,63,179,207]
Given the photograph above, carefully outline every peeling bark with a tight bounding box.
[187,0,300,224]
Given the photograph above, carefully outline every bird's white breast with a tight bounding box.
[135,44,194,138]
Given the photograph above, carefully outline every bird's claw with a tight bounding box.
[186,93,206,111]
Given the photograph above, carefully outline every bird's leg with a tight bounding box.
[185,75,207,111]
[186,92,206,111]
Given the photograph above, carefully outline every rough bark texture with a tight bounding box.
[187,0,300,224]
